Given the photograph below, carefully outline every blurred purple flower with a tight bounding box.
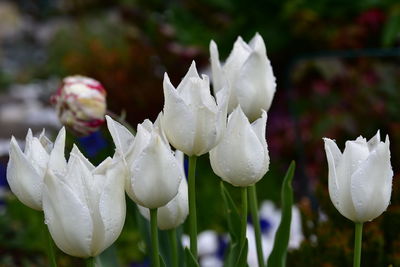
[77,130,107,157]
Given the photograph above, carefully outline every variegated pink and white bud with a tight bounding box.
[51,75,107,136]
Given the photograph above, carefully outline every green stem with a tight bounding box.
[168,229,179,267]
[188,155,198,258]
[86,257,95,267]
[150,208,160,267]
[240,187,248,246]
[249,185,264,267]
[43,217,57,267]
[353,222,363,267]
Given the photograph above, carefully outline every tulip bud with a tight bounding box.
[162,61,228,156]
[51,75,107,136]
[7,128,65,210]
[210,106,269,187]
[106,114,183,209]
[323,131,393,222]
[210,33,276,121]
[42,145,126,258]
[138,151,189,230]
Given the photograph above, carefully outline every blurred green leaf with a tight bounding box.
[160,254,166,267]
[235,239,249,267]
[184,247,200,267]
[382,6,400,47]
[266,161,295,267]
[224,242,238,267]
[220,182,241,243]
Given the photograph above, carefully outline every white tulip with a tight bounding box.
[210,106,269,187]
[323,131,393,222]
[106,114,183,209]
[42,145,126,258]
[162,61,228,156]
[7,128,66,210]
[210,33,276,121]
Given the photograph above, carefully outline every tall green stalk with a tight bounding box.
[249,185,264,267]
[240,187,248,246]
[150,208,160,267]
[168,229,178,267]
[353,222,363,267]
[86,257,95,267]
[188,155,198,258]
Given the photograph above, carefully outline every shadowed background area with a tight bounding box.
[0,0,400,266]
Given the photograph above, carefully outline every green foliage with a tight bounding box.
[267,161,295,267]
[382,5,400,46]
[220,182,241,243]
[184,247,200,267]
[235,239,249,267]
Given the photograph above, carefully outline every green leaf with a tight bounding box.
[235,238,249,267]
[159,254,166,267]
[266,161,295,267]
[184,247,200,267]
[382,6,400,47]
[224,242,239,267]
[220,182,241,243]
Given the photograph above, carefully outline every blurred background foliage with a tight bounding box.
[1,0,400,266]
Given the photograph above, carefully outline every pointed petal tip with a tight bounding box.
[163,72,173,87]
[190,60,197,69]
[105,114,112,122]
[210,40,218,51]
[323,137,335,145]
[70,144,82,155]
[260,109,267,118]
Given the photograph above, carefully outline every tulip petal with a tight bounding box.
[7,137,42,210]
[158,178,188,230]
[251,110,270,168]
[323,138,342,167]
[29,138,50,176]
[235,51,276,120]
[323,138,341,213]
[210,107,267,186]
[24,129,33,154]
[39,129,53,153]
[129,122,152,162]
[70,145,95,171]
[177,61,201,95]
[215,83,229,111]
[98,162,126,253]
[224,37,251,76]
[367,130,380,151]
[249,32,266,55]
[138,177,188,230]
[162,74,197,154]
[251,110,267,145]
[153,112,170,146]
[351,139,393,222]
[335,139,369,220]
[210,40,225,94]
[43,170,93,257]
[106,115,135,157]
[131,135,183,208]
[49,127,67,173]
